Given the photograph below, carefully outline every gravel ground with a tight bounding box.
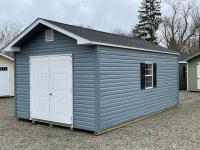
[1,91,200,150]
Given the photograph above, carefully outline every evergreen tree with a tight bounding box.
[133,0,162,43]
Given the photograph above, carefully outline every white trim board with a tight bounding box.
[187,63,189,91]
[85,41,179,55]
[29,54,72,58]
[2,18,179,55]
[179,61,187,64]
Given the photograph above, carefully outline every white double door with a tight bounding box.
[30,55,73,125]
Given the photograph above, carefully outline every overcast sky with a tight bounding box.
[0,0,193,32]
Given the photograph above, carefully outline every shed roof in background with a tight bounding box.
[3,18,179,55]
[179,54,190,63]
[186,52,200,62]
[0,53,14,61]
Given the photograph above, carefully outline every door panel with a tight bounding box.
[30,57,50,121]
[0,65,9,96]
[197,63,200,90]
[49,56,73,124]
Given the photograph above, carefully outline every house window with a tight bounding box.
[45,29,54,42]
[145,63,153,88]
[183,65,187,79]
[141,63,157,89]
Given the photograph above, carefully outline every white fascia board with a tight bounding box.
[83,41,180,55]
[3,46,20,52]
[0,53,14,61]
[2,19,90,52]
[179,61,187,64]
[2,19,41,52]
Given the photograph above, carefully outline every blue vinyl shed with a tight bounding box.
[3,18,179,134]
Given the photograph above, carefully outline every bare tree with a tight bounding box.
[159,0,200,53]
[0,20,22,50]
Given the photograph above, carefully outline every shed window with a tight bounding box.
[145,63,153,88]
[45,29,54,42]
[0,67,8,71]
[141,63,157,89]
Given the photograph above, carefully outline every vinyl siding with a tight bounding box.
[0,56,14,96]
[97,46,178,131]
[15,28,96,131]
[187,56,200,91]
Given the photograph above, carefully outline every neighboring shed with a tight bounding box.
[3,18,179,133]
[179,54,189,90]
[0,53,14,97]
[186,52,200,91]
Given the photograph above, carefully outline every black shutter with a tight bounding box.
[140,63,145,89]
[153,63,157,87]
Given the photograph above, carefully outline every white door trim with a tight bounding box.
[187,63,189,91]
[29,54,72,58]
[197,62,200,90]
[30,54,73,126]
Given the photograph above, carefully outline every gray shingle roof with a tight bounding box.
[43,19,178,54]
[179,54,190,62]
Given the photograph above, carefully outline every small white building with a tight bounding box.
[0,53,14,97]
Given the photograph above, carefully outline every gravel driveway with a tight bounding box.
[1,91,200,150]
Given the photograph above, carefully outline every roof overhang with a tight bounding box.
[2,18,179,55]
[0,53,14,61]
[185,52,200,61]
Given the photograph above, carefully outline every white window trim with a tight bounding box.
[145,63,154,89]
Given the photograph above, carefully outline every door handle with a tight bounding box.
[49,93,53,96]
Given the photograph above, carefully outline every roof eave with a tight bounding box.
[2,18,179,56]
[83,41,180,55]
